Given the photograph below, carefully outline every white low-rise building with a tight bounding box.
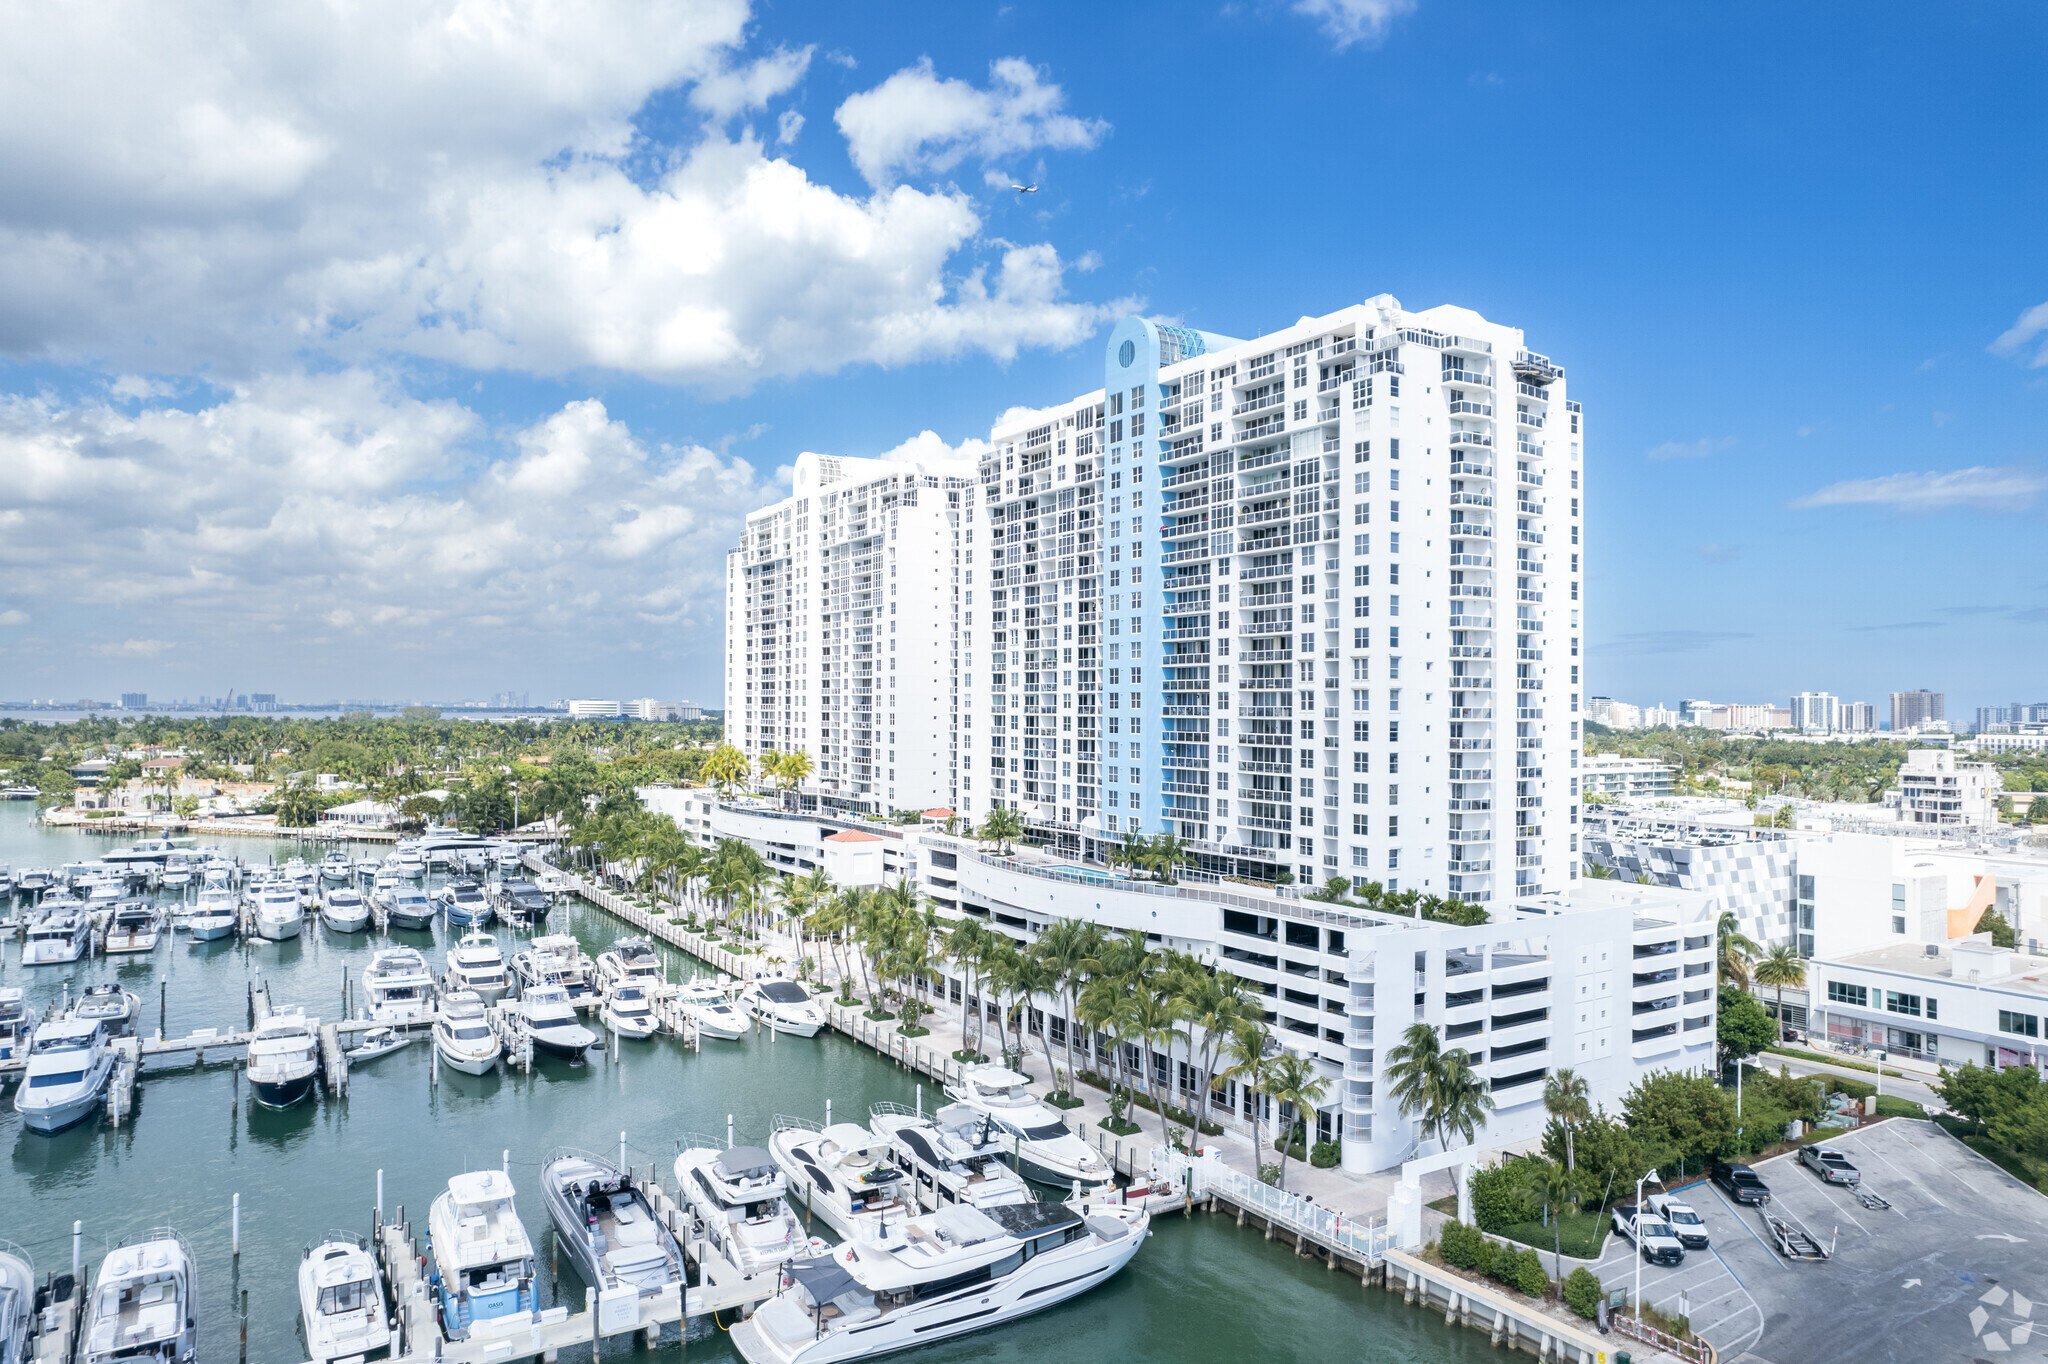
[1892,748,2002,827]
[1581,755,1678,801]
[1810,936,2048,1069]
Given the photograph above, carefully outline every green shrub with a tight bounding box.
[1470,1157,1538,1232]
[1826,1075,1876,1101]
[1562,1267,1603,1319]
[1309,1140,1341,1169]
[1511,1247,1549,1298]
[1438,1220,1481,1270]
[1473,1237,1502,1279]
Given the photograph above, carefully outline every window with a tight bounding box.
[1883,991,1921,1017]
[1826,981,1867,1008]
[2000,1010,2040,1039]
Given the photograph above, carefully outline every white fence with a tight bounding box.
[1195,1155,1394,1264]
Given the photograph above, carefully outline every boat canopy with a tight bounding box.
[715,1146,776,1181]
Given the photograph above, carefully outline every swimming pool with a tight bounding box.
[1041,863,1124,884]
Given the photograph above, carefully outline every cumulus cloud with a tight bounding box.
[834,57,1106,187]
[689,45,815,119]
[1291,0,1418,49]
[1792,466,2048,512]
[0,609,27,626]
[1646,436,1737,461]
[1991,301,2048,368]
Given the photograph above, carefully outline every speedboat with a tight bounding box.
[518,984,598,1057]
[21,904,92,965]
[319,851,353,883]
[433,879,492,928]
[187,881,238,941]
[72,984,140,1037]
[101,900,165,954]
[247,1009,320,1108]
[768,1121,917,1244]
[80,1232,199,1364]
[390,846,427,878]
[346,1026,409,1064]
[379,884,436,932]
[80,870,128,904]
[600,984,659,1039]
[361,948,436,1025]
[298,1237,390,1363]
[14,868,53,895]
[740,977,825,1038]
[13,1019,115,1134]
[518,934,596,1005]
[730,1201,1148,1364]
[320,887,371,934]
[433,993,502,1075]
[157,853,198,891]
[427,1171,538,1341]
[251,882,304,941]
[868,1101,1036,1212]
[443,929,511,1005]
[595,937,663,994]
[100,838,180,869]
[673,1143,824,1276]
[941,1066,1112,1191]
[352,856,382,881]
[0,990,38,1065]
[488,878,550,927]
[676,980,749,1040]
[0,1241,31,1364]
[540,1151,684,1296]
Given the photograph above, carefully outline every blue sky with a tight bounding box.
[1,1,2044,714]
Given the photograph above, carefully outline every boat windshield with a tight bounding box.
[29,1069,86,1088]
[759,982,810,1005]
[1007,1119,1069,1142]
[317,1278,374,1314]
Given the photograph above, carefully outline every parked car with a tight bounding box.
[1711,1158,1772,1205]
[1611,1205,1687,1266]
[1644,1192,1711,1249]
[1798,1145,1861,1186]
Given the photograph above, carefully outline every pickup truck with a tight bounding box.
[1798,1145,1862,1186]
[1643,1192,1711,1249]
[1612,1205,1687,1266]
[1711,1158,1772,1205]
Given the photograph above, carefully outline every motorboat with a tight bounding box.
[433,878,493,928]
[940,1066,1112,1191]
[319,851,354,883]
[346,1026,409,1064]
[14,868,53,895]
[361,948,436,1025]
[0,1241,31,1364]
[518,934,596,1004]
[351,856,383,880]
[21,905,92,966]
[298,1237,391,1363]
[539,1150,684,1296]
[676,981,749,1041]
[595,937,664,995]
[868,1102,1036,1212]
[157,853,198,891]
[534,869,572,895]
[320,886,371,934]
[433,993,502,1075]
[247,1009,320,1108]
[250,882,305,941]
[80,870,128,904]
[187,880,238,941]
[71,984,140,1037]
[415,827,493,868]
[739,977,825,1038]
[13,1019,115,1134]
[100,838,183,869]
[600,984,659,1039]
[80,1231,199,1364]
[0,990,38,1065]
[390,846,427,878]
[487,877,550,927]
[378,883,436,931]
[672,1143,823,1277]
[427,1170,538,1341]
[730,1200,1148,1364]
[443,930,511,1005]
[490,842,524,871]
[518,984,598,1057]
[101,900,165,954]
[768,1121,917,1244]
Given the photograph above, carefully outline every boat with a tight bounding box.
[345,1026,410,1064]
[768,1120,918,1244]
[101,900,165,954]
[517,934,596,1004]
[729,1200,1149,1364]
[595,937,664,995]
[0,990,38,1065]
[156,853,198,891]
[433,878,493,928]
[443,930,512,1005]
[600,984,659,1039]
[14,868,54,895]
[80,1231,199,1364]
[672,1143,824,1277]
[534,869,571,895]
[319,851,354,883]
[13,1019,116,1134]
[250,882,304,941]
[488,877,551,927]
[518,984,598,1057]
[940,1066,1113,1191]
[539,1151,684,1296]
[739,977,825,1038]
[868,1102,1036,1212]
[80,870,129,904]
[99,838,181,869]
[247,1009,320,1108]
[187,880,239,941]
[390,846,427,878]
[675,980,749,1040]
[71,984,140,1037]
[352,856,383,880]
[0,1241,31,1364]
[433,993,502,1075]
[427,1170,538,1341]
[320,886,372,934]
[361,948,436,1025]
[378,883,436,932]
[20,905,92,966]
[298,1236,391,1363]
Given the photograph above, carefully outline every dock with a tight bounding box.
[317,1021,348,1096]
[29,1269,83,1364]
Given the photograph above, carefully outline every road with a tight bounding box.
[1745,1053,1945,1112]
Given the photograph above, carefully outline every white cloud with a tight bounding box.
[1792,466,2048,512]
[109,375,175,401]
[872,429,993,468]
[1646,436,1737,461]
[776,110,805,146]
[1991,301,2048,368]
[690,45,815,119]
[93,639,173,658]
[1291,0,1418,50]
[0,609,26,626]
[834,57,1106,188]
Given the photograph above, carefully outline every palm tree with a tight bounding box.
[1179,969,1251,1139]
[944,917,994,1052]
[977,805,1025,856]
[1266,1053,1331,1191]
[1384,1022,1446,1150]
[1433,1050,1495,1151]
[1754,943,1807,1041]
[1529,1157,1590,1280]
[1717,909,1760,990]
[702,743,750,800]
[774,750,813,808]
[1109,832,1150,878]
[1145,831,1192,885]
[1124,990,1187,1145]
[1034,918,1102,1094]
[1543,1068,1592,1173]
[1582,861,1617,880]
[1220,1022,1278,1150]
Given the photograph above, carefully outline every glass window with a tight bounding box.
[1999,1010,2040,1039]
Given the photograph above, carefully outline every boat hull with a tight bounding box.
[385,909,435,931]
[322,908,371,934]
[437,1043,500,1076]
[15,1079,107,1134]
[187,917,236,941]
[529,1027,597,1058]
[252,1071,316,1108]
[255,916,303,942]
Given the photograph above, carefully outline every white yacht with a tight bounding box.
[0,990,38,1066]
[21,904,92,966]
[187,878,239,941]
[390,845,427,878]
[868,1102,1036,1213]
[100,838,182,869]
[247,1009,320,1108]
[518,984,598,1058]
[518,934,596,1005]
[157,852,198,892]
[361,947,436,1026]
[540,1151,684,1296]
[298,1237,391,1364]
[443,930,511,1005]
[768,1121,918,1244]
[14,868,53,895]
[250,882,304,942]
[320,886,371,934]
[378,883,436,931]
[80,1232,199,1364]
[675,980,749,1040]
[0,1241,31,1364]
[428,1171,538,1341]
[346,1026,409,1065]
[433,992,503,1076]
[433,878,493,928]
[80,870,128,904]
[13,1019,115,1134]
[739,977,825,1038]
[940,1066,1113,1191]
[673,1143,824,1277]
[319,850,353,883]
[101,900,165,954]
[731,1200,1149,1364]
[595,936,664,994]
[71,984,140,1037]
[600,984,659,1039]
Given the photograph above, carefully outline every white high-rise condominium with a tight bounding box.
[1791,690,1841,734]
[960,295,1582,908]
[725,452,976,815]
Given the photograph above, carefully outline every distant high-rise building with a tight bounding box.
[1840,700,1876,733]
[1587,696,1642,728]
[1889,689,1944,732]
[1791,691,1841,734]
[566,699,624,718]
[119,692,147,709]
[248,692,278,712]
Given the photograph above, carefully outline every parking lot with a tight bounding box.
[1588,1119,2048,1363]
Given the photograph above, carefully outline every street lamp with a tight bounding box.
[1634,1167,1661,1323]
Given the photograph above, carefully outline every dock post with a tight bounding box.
[726,1114,735,1150]
[376,1169,384,1226]
[587,1286,599,1361]
[71,1221,81,1281]
[916,1084,923,1118]
[503,1147,511,1175]
[231,1193,240,1258]
[621,1129,628,1173]
[158,981,166,1038]
[824,1100,831,1129]
[238,1287,249,1364]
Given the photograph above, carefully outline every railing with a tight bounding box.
[1199,1158,1393,1263]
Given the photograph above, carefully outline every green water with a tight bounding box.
[0,805,1496,1363]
